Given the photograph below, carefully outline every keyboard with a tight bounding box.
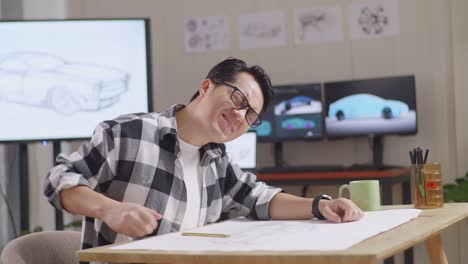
[344,164,399,171]
[258,165,345,173]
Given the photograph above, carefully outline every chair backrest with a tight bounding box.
[1,231,81,264]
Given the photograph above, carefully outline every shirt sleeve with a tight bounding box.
[221,155,282,220]
[43,120,118,211]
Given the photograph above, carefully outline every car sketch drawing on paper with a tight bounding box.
[0,52,130,115]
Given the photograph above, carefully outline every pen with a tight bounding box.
[181,232,230,238]
[409,147,426,199]
[423,149,429,164]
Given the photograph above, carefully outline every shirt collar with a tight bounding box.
[157,104,225,161]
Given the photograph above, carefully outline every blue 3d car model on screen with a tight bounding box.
[328,93,409,121]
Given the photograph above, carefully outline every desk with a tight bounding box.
[78,203,468,264]
[258,167,411,264]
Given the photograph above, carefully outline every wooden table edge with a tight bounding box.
[77,203,468,264]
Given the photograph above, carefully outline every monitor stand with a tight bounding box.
[266,138,389,172]
[349,135,390,171]
[274,142,285,167]
[271,142,344,171]
[372,135,384,167]
[53,141,64,230]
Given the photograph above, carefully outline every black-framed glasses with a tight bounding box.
[213,80,262,128]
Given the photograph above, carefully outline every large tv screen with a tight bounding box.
[0,19,152,142]
[272,83,324,141]
[324,75,417,138]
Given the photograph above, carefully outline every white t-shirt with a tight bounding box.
[178,136,203,231]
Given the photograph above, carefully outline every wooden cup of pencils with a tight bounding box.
[409,148,444,209]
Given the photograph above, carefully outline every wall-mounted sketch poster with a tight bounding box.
[348,0,400,40]
[239,11,286,49]
[294,5,344,45]
[184,16,229,53]
[0,19,151,142]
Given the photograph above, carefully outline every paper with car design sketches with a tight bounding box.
[111,209,421,251]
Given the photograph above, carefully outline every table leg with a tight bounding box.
[424,234,448,264]
[382,182,395,264]
[402,179,414,264]
[381,182,393,205]
[402,179,411,204]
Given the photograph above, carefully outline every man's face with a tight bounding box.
[200,72,264,143]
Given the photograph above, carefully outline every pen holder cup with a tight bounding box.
[411,163,444,209]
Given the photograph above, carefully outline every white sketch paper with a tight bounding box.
[348,0,400,40]
[239,11,286,49]
[184,16,229,53]
[111,209,421,252]
[294,6,344,45]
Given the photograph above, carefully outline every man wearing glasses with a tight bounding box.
[44,58,363,251]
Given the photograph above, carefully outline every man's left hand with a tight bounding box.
[318,198,364,223]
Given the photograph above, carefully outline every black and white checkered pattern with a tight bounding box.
[44,104,282,251]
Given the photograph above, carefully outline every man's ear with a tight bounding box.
[199,79,213,97]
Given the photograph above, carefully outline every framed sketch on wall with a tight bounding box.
[184,16,229,53]
[239,11,286,49]
[348,0,400,40]
[294,5,344,45]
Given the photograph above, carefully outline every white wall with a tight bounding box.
[15,0,468,263]
[22,0,66,19]
[65,0,464,174]
[67,0,460,182]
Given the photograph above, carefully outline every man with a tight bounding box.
[44,58,363,251]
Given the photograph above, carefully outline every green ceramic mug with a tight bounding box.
[338,180,381,211]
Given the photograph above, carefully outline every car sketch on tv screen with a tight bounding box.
[0,19,150,142]
[0,52,129,115]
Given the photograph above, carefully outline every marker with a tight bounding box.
[181,232,230,238]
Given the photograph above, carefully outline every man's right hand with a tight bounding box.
[61,186,163,238]
[100,202,163,238]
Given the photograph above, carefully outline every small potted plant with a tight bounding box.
[443,172,468,202]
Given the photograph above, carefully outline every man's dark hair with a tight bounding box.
[189,57,273,115]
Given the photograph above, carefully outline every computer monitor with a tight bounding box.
[224,132,257,170]
[272,83,323,141]
[248,102,275,142]
[324,75,417,138]
[0,19,152,142]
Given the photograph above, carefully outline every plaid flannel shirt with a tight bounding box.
[44,104,282,251]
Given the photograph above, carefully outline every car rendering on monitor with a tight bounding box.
[253,120,272,136]
[0,52,129,115]
[274,95,321,115]
[328,93,409,121]
[281,117,315,130]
